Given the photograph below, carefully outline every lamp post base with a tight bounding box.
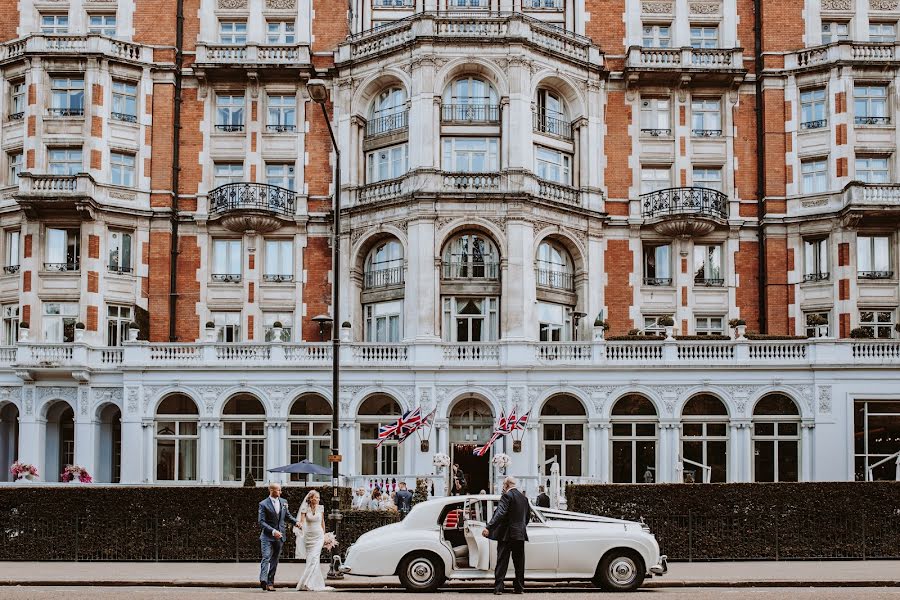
[326,555,345,580]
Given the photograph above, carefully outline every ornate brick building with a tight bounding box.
[0,0,898,494]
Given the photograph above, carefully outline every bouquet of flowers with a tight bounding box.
[492,453,511,470]
[61,465,93,483]
[323,531,338,551]
[10,461,39,480]
[432,453,451,468]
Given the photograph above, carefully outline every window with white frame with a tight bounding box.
[804,311,831,337]
[442,297,499,342]
[643,243,672,285]
[799,88,827,129]
[263,239,293,282]
[535,88,570,138]
[821,21,849,44]
[110,152,135,187]
[449,0,488,6]
[212,239,241,282]
[45,227,80,271]
[212,311,241,342]
[48,148,82,175]
[9,80,25,119]
[365,300,402,342]
[359,395,401,476]
[364,239,404,289]
[42,302,78,343]
[106,305,132,346]
[111,80,137,122]
[691,98,722,136]
[50,78,84,116]
[642,315,667,335]
[690,25,719,48]
[222,395,266,483]
[854,399,900,480]
[213,163,243,187]
[642,23,671,47]
[4,230,20,273]
[859,310,895,339]
[801,158,828,194]
[264,312,293,342]
[536,240,574,291]
[535,146,572,185]
[537,302,572,342]
[693,167,722,192]
[1,305,18,345]
[288,395,331,482]
[856,157,890,184]
[857,235,892,279]
[695,315,725,335]
[442,76,499,122]
[155,395,198,482]
[640,98,671,135]
[681,394,729,483]
[265,163,294,190]
[215,94,244,132]
[441,138,498,172]
[41,14,69,34]
[803,238,829,281]
[366,144,408,182]
[368,87,408,136]
[854,85,889,125]
[611,394,659,483]
[869,22,896,43]
[108,230,132,274]
[522,0,563,7]
[266,20,295,44]
[218,21,247,44]
[693,244,723,285]
[640,166,671,194]
[540,395,586,478]
[88,14,117,36]
[8,151,22,185]
[442,233,500,280]
[266,95,295,132]
[752,394,800,482]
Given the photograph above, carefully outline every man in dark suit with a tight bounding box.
[394,481,414,516]
[482,476,530,595]
[258,482,298,592]
[534,486,551,509]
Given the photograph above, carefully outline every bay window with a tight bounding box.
[803,238,829,281]
[368,87,408,137]
[800,89,827,129]
[801,158,828,194]
[856,157,890,183]
[9,80,25,119]
[855,85,889,125]
[8,152,22,185]
[48,148,83,175]
[365,301,402,342]
[111,81,137,122]
[364,239,404,289]
[110,152,136,187]
[49,78,84,117]
[535,147,572,185]
[442,138,499,172]
[366,144,408,182]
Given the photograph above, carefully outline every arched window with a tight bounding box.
[611,394,658,483]
[155,394,199,482]
[288,394,332,482]
[540,395,586,479]
[358,395,401,476]
[681,394,728,483]
[535,88,570,138]
[752,394,800,482]
[364,239,404,289]
[442,233,499,280]
[442,76,499,123]
[97,404,121,483]
[43,401,74,483]
[0,403,19,482]
[368,87,408,136]
[536,240,573,291]
[222,394,266,483]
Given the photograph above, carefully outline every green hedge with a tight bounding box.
[0,486,404,562]
[566,482,900,561]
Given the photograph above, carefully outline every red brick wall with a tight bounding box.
[88,235,100,259]
[0,0,18,40]
[762,0,804,54]
[604,239,634,335]
[148,231,172,341]
[312,0,349,54]
[86,306,98,331]
[23,234,32,258]
[22,271,31,293]
[838,243,849,267]
[87,271,99,293]
[763,89,787,213]
[735,241,760,332]
[840,313,850,338]
[764,237,789,334]
[604,90,631,215]
[735,95,758,217]
[302,236,333,341]
[306,99,336,213]
[585,0,625,69]
[839,279,849,301]
[149,83,174,208]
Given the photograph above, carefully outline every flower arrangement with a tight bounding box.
[61,465,93,483]
[806,314,828,326]
[10,461,38,480]
[492,453,511,470]
[323,531,338,551]
[432,453,451,468]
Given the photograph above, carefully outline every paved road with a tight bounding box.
[1,587,900,600]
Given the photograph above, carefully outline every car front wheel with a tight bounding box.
[594,550,645,592]
[398,552,446,593]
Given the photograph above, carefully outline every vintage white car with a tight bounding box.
[341,495,667,592]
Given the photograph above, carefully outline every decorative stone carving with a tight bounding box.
[435,216,456,231]
[350,227,371,249]
[395,386,416,410]
[218,0,248,8]
[23,388,34,415]
[0,386,16,406]
[37,386,78,411]
[526,386,548,407]
[821,0,851,9]
[196,385,230,414]
[93,387,123,408]
[485,216,507,232]
[689,1,721,14]
[108,189,136,201]
[797,385,815,412]
[870,0,900,9]
[817,385,832,414]
[265,0,296,8]
[79,387,89,416]
[260,386,295,413]
[642,1,674,13]
[126,387,140,413]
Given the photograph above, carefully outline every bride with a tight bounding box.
[293,490,334,592]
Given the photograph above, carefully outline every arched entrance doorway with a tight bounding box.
[0,403,18,482]
[96,404,121,483]
[45,401,74,482]
[449,397,494,495]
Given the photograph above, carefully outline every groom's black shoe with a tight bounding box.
[260,582,267,591]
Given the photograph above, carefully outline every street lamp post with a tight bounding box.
[307,78,343,579]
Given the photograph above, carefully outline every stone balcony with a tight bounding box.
[206,182,300,232]
[624,46,745,85]
[339,11,603,68]
[0,34,151,64]
[193,43,312,75]
[784,42,900,72]
[13,173,151,218]
[790,182,900,219]
[640,186,729,237]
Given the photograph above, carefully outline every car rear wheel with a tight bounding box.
[593,549,645,592]
[398,552,446,593]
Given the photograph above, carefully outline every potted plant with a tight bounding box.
[204,320,216,342]
[127,322,140,341]
[658,315,675,339]
[340,320,352,342]
[10,461,39,482]
[270,321,283,341]
[18,322,29,342]
[806,314,829,338]
[850,327,874,339]
[74,322,86,342]
[593,315,610,340]
[61,465,92,484]
[729,318,747,339]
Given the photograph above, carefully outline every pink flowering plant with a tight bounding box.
[10,461,39,480]
[61,465,93,483]
[323,532,338,551]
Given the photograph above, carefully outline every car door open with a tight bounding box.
[463,498,491,571]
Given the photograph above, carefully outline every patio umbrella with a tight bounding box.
[268,459,332,475]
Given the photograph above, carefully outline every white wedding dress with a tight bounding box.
[296,506,333,592]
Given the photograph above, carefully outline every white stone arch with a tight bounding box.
[283,386,333,419]
[93,399,123,422]
[37,396,75,421]
[532,227,588,275]
[350,387,408,416]
[442,388,502,421]
[535,387,594,419]
[351,69,413,115]
[435,57,510,99]
[603,387,666,420]
[0,388,21,414]
[351,223,410,274]
[435,217,507,258]
[213,386,272,417]
[748,387,809,420]
[149,387,202,417]
[531,70,587,119]
[676,387,733,418]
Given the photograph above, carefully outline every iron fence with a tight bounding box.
[640,186,728,221]
[208,182,296,219]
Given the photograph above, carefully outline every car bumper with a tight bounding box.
[649,555,668,576]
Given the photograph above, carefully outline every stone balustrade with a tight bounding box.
[1,34,152,62]
[195,43,312,67]
[626,46,744,71]
[786,42,900,70]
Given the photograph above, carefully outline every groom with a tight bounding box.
[483,476,529,595]
[258,482,298,591]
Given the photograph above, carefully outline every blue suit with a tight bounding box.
[258,496,298,586]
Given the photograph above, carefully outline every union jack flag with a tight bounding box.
[473,407,529,456]
[377,407,425,447]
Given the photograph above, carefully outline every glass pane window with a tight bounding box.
[537,302,572,342]
[442,297,499,342]
[611,399,658,484]
[642,23,671,47]
[857,235,891,278]
[219,21,247,44]
[365,301,402,342]
[643,316,667,334]
[801,158,828,194]
[110,152,135,187]
[222,419,266,483]
[264,239,293,281]
[643,243,671,285]
[264,312,293,342]
[266,21,295,44]
[45,228,80,271]
[855,85,889,125]
[10,81,25,118]
[640,166,671,193]
[681,414,728,483]
[695,316,725,335]
[367,144,408,182]
[108,230,132,274]
[856,157,890,183]
[214,163,244,187]
[212,312,241,343]
[799,89,827,129]
[693,244,723,285]
[444,76,498,105]
[265,163,295,190]
[42,302,78,343]
[693,167,722,192]
[364,240,404,288]
[691,99,722,135]
[5,230,20,270]
[640,98,671,134]
[821,21,849,44]
[50,78,85,115]
[88,14,117,36]
[536,240,573,290]
[859,310,895,339]
[442,233,500,280]
[212,239,242,280]
[535,147,571,184]
[869,23,896,43]
[106,305,132,346]
[804,311,830,337]
[1,304,19,345]
[752,398,800,483]
[803,238,828,280]
[441,138,498,172]
[49,148,83,175]
[853,400,900,480]
[215,94,244,130]
[267,95,295,131]
[112,81,137,122]
[8,152,22,185]
[155,406,199,482]
[41,14,69,34]
[690,25,719,48]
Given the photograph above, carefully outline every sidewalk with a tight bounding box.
[0,561,899,589]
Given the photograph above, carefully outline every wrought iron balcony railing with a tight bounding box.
[44,262,79,272]
[208,182,297,219]
[691,129,722,137]
[855,116,891,126]
[800,119,827,130]
[442,259,500,280]
[214,124,244,133]
[804,272,830,282]
[47,107,84,117]
[111,112,137,123]
[364,265,405,289]
[640,186,729,221]
[211,273,242,283]
[366,109,409,137]
[536,268,574,291]
[694,277,725,287]
[266,124,296,133]
[8,112,24,121]
[374,0,414,5]
[641,128,672,137]
[858,270,893,280]
[441,103,500,123]
[263,274,294,283]
[3,265,20,274]
[523,0,564,8]
[108,265,133,275]
[533,111,573,139]
[643,277,673,286]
